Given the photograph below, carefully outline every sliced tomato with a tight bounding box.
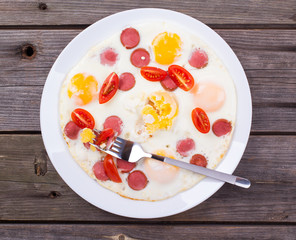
[140,66,167,81]
[94,128,115,147]
[71,108,95,129]
[191,107,210,134]
[99,72,119,104]
[168,65,194,91]
[103,154,122,183]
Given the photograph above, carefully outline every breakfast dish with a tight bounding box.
[41,8,252,218]
[59,20,236,201]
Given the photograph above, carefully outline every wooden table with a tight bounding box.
[1,1,295,239]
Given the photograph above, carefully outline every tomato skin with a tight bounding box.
[191,107,210,134]
[103,154,122,183]
[99,72,119,104]
[140,66,167,81]
[71,108,95,129]
[94,128,115,147]
[168,65,194,91]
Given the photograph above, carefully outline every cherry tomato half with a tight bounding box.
[99,72,119,104]
[168,65,194,91]
[71,108,95,129]
[191,107,210,134]
[103,154,122,183]
[140,66,167,81]
[94,128,115,147]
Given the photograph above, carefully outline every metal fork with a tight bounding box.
[90,135,251,189]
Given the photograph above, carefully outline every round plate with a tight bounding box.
[40,8,252,219]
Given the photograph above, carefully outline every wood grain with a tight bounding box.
[0,0,295,26]
[1,224,296,240]
[0,135,295,222]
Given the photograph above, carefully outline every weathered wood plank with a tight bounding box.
[216,29,296,70]
[0,135,295,222]
[0,86,42,131]
[0,85,295,132]
[1,224,296,240]
[0,0,295,26]
[1,30,296,87]
[251,105,296,133]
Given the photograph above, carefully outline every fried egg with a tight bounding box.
[152,32,182,65]
[141,91,178,133]
[67,73,98,106]
[59,20,236,201]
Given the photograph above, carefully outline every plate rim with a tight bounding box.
[40,8,252,219]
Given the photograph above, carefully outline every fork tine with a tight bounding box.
[105,150,121,159]
[90,133,141,162]
[114,137,124,143]
[89,142,98,149]
[111,144,122,151]
[112,141,122,148]
[109,147,120,153]
[93,129,101,134]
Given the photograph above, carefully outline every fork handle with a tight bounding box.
[152,155,250,189]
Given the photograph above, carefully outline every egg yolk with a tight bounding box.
[80,128,96,151]
[142,91,178,133]
[68,73,98,106]
[152,32,182,65]
[144,150,179,184]
[192,82,226,112]
[155,150,175,159]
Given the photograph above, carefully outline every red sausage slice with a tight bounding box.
[64,121,81,140]
[120,27,140,49]
[130,48,150,68]
[189,48,208,69]
[190,154,208,167]
[116,158,136,173]
[103,115,123,135]
[127,170,148,191]
[100,48,118,66]
[93,161,109,181]
[212,119,232,137]
[160,75,178,91]
[176,138,196,157]
[119,72,136,91]
[83,142,90,149]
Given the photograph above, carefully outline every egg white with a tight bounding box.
[59,21,236,201]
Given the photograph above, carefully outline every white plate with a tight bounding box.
[40,8,252,219]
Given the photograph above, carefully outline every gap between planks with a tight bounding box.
[0,24,296,30]
[0,221,296,226]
